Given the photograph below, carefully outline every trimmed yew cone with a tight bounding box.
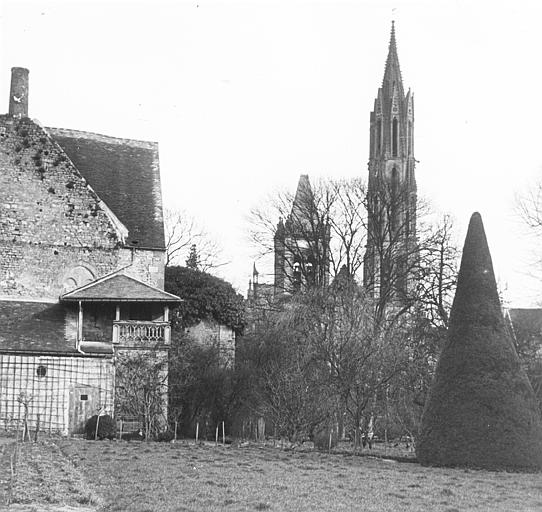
[417,212,542,471]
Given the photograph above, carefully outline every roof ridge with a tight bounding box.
[46,126,158,149]
[60,272,181,301]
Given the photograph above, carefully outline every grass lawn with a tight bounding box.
[6,437,542,511]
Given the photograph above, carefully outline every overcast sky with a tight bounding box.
[1,0,542,306]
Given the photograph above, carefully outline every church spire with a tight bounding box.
[364,22,417,302]
[382,21,404,99]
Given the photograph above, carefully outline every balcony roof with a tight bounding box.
[0,300,108,355]
[60,274,181,303]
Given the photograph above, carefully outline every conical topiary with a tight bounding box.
[417,212,542,471]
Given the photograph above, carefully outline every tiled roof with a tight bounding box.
[46,127,165,249]
[0,301,92,355]
[61,274,181,302]
[508,308,542,335]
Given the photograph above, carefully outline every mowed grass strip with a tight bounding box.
[9,439,100,509]
[55,439,542,512]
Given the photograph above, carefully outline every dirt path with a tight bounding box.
[0,437,99,512]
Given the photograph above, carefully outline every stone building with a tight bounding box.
[363,21,418,302]
[248,23,417,309]
[0,67,179,435]
[273,174,330,296]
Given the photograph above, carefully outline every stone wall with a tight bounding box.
[185,319,236,364]
[120,248,165,290]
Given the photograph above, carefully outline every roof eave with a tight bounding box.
[60,297,181,303]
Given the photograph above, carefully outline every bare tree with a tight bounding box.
[164,208,224,271]
[517,179,542,234]
[239,278,412,444]
[245,176,461,444]
[115,351,169,439]
[239,306,335,442]
[290,280,412,442]
[249,177,458,325]
[327,178,367,277]
[249,177,367,293]
[517,178,542,284]
[416,214,459,328]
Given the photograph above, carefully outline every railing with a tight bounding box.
[112,321,171,345]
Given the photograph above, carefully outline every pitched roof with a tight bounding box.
[46,127,165,249]
[61,274,181,302]
[0,300,110,355]
[292,174,313,213]
[508,308,542,337]
[288,174,316,231]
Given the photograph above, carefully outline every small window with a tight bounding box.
[80,394,88,401]
[36,365,47,378]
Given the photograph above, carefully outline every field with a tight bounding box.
[3,437,542,511]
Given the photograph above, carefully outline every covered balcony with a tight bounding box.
[60,274,181,352]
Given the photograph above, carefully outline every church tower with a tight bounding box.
[363,22,417,304]
[274,175,330,296]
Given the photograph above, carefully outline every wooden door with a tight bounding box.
[68,385,100,435]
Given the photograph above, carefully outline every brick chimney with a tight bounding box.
[9,67,29,118]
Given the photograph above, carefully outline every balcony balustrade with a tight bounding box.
[112,321,171,345]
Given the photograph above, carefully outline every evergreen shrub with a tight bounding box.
[84,415,116,440]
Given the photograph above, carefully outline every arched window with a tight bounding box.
[62,265,96,293]
[408,121,412,155]
[391,167,399,231]
[392,118,398,157]
[376,119,382,155]
[292,261,301,292]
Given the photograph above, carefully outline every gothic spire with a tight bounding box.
[291,174,314,223]
[382,21,404,99]
[293,175,313,209]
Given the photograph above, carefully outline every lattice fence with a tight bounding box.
[0,354,114,435]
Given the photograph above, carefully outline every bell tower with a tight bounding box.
[274,175,330,296]
[363,22,417,303]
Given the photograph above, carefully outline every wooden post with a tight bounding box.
[34,414,40,443]
[195,422,199,444]
[164,306,171,344]
[174,420,178,441]
[328,431,332,454]
[222,421,225,445]
[215,425,219,446]
[78,301,83,349]
[95,414,101,441]
[112,305,121,344]
[119,419,123,440]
